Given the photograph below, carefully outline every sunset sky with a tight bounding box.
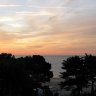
[0,0,96,55]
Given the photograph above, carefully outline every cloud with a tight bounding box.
[63,0,75,6]
[28,45,44,49]
[16,11,54,16]
[0,15,23,22]
[0,0,96,55]
[0,31,16,42]
[4,5,95,40]
[0,4,24,7]
[29,6,69,9]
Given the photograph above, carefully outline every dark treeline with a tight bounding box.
[60,54,96,96]
[0,53,53,96]
[0,53,96,96]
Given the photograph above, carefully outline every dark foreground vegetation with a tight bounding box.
[0,53,96,96]
[60,54,96,96]
[0,53,53,96]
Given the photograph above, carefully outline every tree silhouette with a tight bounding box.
[0,53,16,96]
[60,56,88,96]
[20,55,53,96]
[0,53,53,96]
[84,54,96,96]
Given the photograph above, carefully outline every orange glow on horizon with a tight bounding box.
[0,0,96,55]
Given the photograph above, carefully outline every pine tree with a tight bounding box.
[60,56,88,96]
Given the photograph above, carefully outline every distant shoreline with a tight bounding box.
[15,55,84,57]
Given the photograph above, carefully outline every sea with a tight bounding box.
[43,55,70,78]
[16,55,72,78]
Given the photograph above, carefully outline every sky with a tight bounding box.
[0,0,96,55]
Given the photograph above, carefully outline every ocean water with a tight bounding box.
[44,55,70,78]
[16,55,70,78]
